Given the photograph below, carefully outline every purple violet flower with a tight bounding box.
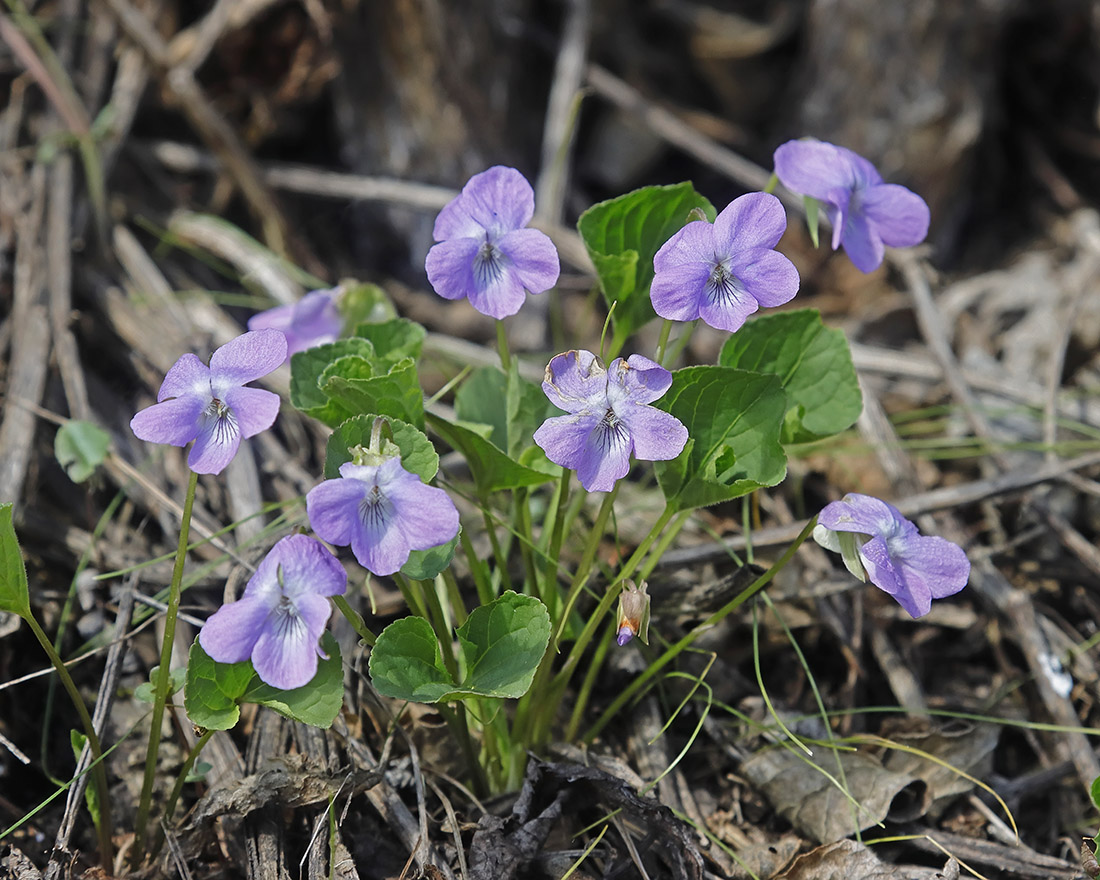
[813,493,969,618]
[615,580,651,647]
[247,287,343,359]
[199,534,347,690]
[650,192,799,333]
[773,139,931,273]
[306,457,460,576]
[425,166,560,319]
[533,350,688,493]
[130,329,286,475]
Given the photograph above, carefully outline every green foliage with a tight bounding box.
[323,357,425,429]
[401,532,460,580]
[719,309,862,442]
[455,365,558,462]
[369,592,551,703]
[427,413,556,495]
[0,504,30,618]
[290,339,376,425]
[577,183,714,345]
[184,635,345,731]
[324,415,439,481]
[54,420,110,483]
[340,281,397,329]
[352,318,426,367]
[655,366,788,510]
[133,665,186,703]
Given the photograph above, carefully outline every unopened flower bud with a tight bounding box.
[615,580,650,647]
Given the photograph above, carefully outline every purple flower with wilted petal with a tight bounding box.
[813,493,969,618]
[425,166,560,319]
[533,350,688,492]
[650,192,799,333]
[247,287,342,359]
[773,139,930,273]
[306,458,460,576]
[199,534,347,690]
[130,329,286,475]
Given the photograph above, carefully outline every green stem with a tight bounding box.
[460,526,494,607]
[654,319,674,367]
[495,320,512,372]
[565,619,614,741]
[441,567,469,626]
[133,470,199,861]
[437,704,488,797]
[332,595,376,647]
[417,577,459,683]
[515,488,540,604]
[23,613,114,867]
[391,573,430,621]
[157,728,213,847]
[481,506,509,593]
[581,515,818,743]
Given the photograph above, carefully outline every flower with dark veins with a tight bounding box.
[650,192,799,332]
[425,166,560,319]
[247,287,343,359]
[813,493,969,618]
[130,329,286,474]
[533,350,688,492]
[199,534,347,689]
[306,456,460,576]
[773,139,930,273]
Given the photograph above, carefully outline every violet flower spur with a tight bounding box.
[650,192,799,333]
[773,139,930,273]
[812,493,970,618]
[130,329,286,475]
[247,287,343,359]
[425,165,560,319]
[199,534,347,690]
[533,350,688,493]
[306,456,460,577]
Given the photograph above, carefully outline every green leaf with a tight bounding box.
[577,183,715,344]
[0,504,30,618]
[241,633,345,729]
[426,413,555,495]
[54,420,110,483]
[184,640,256,731]
[369,616,454,703]
[401,532,460,580]
[324,416,439,481]
[352,318,426,366]
[322,357,425,429]
[368,593,551,703]
[718,309,862,442]
[134,665,187,703]
[456,591,550,698]
[290,338,376,425]
[805,196,821,248]
[185,634,346,731]
[340,281,397,329]
[455,365,557,460]
[655,366,788,510]
[1090,774,1100,811]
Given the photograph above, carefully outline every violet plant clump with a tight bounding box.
[773,138,930,272]
[200,534,347,689]
[130,328,286,474]
[812,493,970,617]
[533,350,688,492]
[85,139,974,861]
[650,192,799,332]
[248,287,344,359]
[425,165,560,319]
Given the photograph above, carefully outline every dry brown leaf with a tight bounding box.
[774,839,943,880]
[879,720,999,805]
[742,746,927,844]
